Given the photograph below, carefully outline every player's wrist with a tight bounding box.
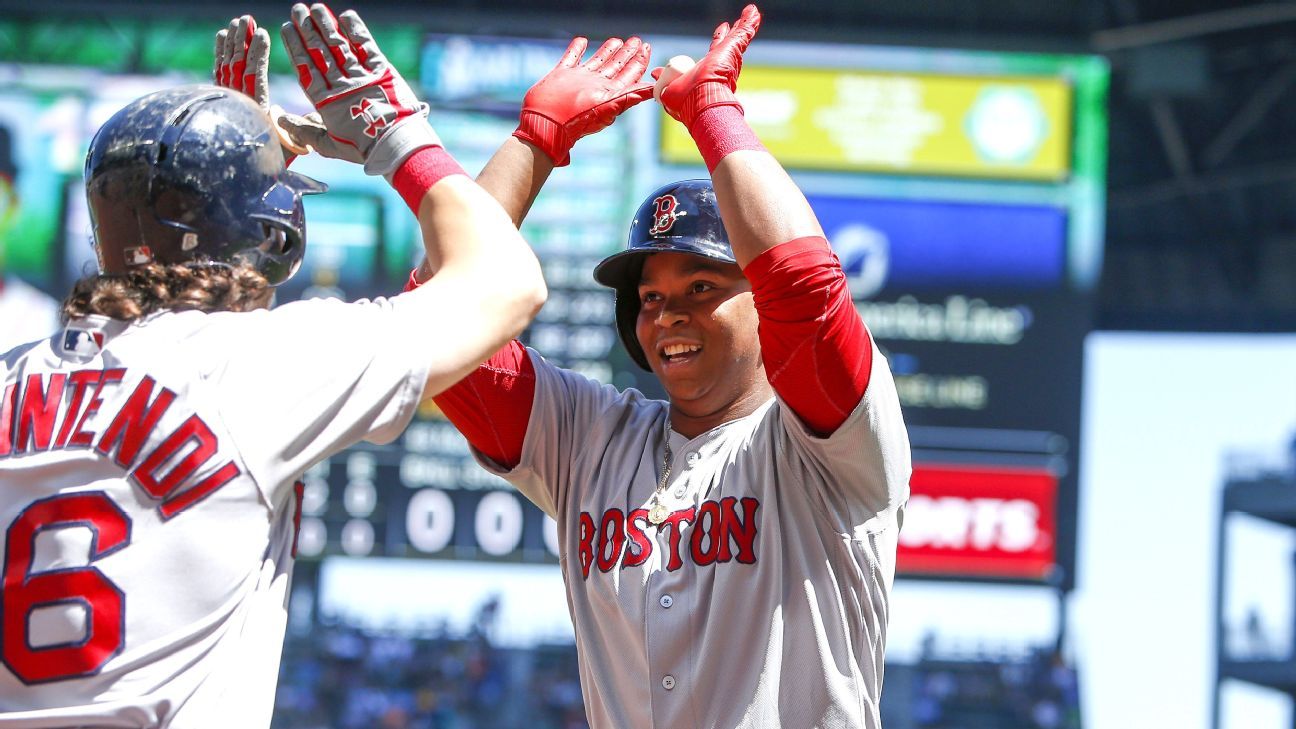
[388,145,468,214]
[689,104,765,173]
[676,82,742,130]
[514,111,573,167]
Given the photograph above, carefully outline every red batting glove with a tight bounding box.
[654,4,761,130]
[513,36,654,167]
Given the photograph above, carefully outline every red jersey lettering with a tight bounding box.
[0,383,16,457]
[96,376,176,469]
[15,373,66,454]
[55,371,103,449]
[622,508,653,568]
[69,368,124,448]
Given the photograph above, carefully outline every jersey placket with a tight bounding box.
[642,429,698,726]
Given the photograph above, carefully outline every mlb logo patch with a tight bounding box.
[60,328,104,357]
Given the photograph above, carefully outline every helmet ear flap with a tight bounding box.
[615,283,650,371]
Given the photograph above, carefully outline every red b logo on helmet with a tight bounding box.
[649,194,686,235]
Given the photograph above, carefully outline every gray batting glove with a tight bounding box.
[214,15,310,157]
[280,3,440,175]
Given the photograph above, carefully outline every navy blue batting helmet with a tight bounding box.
[593,179,735,371]
[85,85,326,286]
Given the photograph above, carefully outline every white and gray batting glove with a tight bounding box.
[214,14,310,157]
[280,3,440,175]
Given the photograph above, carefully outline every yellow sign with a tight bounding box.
[660,67,1073,181]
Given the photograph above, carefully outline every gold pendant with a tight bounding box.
[648,503,669,525]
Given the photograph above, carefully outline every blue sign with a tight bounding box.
[807,195,1068,296]
[420,36,566,109]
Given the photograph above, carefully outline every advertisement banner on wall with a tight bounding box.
[898,464,1059,580]
[660,66,1073,180]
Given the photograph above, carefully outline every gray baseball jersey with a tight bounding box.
[0,295,431,728]
[476,339,911,729]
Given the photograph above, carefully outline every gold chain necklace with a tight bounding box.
[647,421,673,525]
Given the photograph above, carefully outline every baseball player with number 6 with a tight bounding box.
[0,7,545,726]
[406,5,912,727]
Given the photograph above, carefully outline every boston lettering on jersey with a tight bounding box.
[0,368,240,520]
[577,496,760,578]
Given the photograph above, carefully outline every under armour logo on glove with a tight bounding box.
[349,95,394,138]
[281,3,439,175]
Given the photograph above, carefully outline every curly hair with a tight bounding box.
[61,262,273,324]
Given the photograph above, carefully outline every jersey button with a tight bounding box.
[659,594,674,608]
[686,451,701,466]
[662,675,676,690]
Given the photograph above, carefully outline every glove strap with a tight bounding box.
[389,145,468,214]
[363,104,442,176]
[689,104,765,173]
[513,110,572,167]
[680,82,743,131]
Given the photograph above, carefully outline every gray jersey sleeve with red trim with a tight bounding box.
[470,347,666,519]
[775,337,911,535]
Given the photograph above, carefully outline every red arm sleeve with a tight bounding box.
[404,269,534,468]
[743,237,872,436]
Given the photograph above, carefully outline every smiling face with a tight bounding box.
[635,252,772,433]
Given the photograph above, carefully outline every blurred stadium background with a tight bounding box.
[2,1,1296,727]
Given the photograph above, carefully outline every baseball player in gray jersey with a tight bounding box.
[300,3,911,726]
[0,9,544,726]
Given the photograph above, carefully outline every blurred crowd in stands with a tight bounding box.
[272,614,1081,729]
[910,643,1081,729]
[272,622,587,729]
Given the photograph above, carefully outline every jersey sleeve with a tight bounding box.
[431,340,534,469]
[777,337,911,532]
[468,348,648,519]
[198,295,434,494]
[745,237,872,436]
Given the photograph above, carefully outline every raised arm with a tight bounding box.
[411,35,653,467]
[654,6,823,266]
[654,5,871,435]
[281,3,545,399]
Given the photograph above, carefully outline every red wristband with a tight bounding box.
[689,104,766,173]
[390,146,468,215]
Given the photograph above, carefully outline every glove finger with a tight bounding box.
[613,40,651,86]
[271,107,315,156]
[558,36,588,68]
[650,67,662,81]
[337,9,386,71]
[710,21,729,52]
[617,82,656,108]
[582,38,623,72]
[289,3,337,88]
[247,27,272,106]
[213,27,228,85]
[600,36,641,79]
[730,5,761,51]
[222,17,243,85]
[231,16,254,97]
[309,3,364,79]
[221,17,243,86]
[281,18,328,97]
